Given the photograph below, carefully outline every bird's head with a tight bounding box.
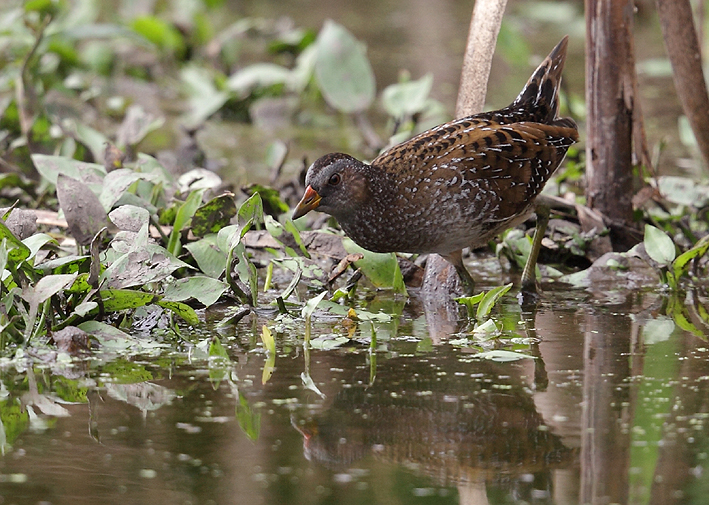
[293,153,370,220]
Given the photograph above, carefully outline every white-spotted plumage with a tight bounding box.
[294,36,579,261]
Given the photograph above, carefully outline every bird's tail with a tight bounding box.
[511,36,570,124]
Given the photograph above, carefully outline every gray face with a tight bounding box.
[304,153,369,218]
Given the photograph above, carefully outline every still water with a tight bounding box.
[0,283,707,505]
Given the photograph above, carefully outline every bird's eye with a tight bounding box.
[328,173,341,186]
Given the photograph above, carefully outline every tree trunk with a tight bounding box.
[656,0,709,167]
[585,0,636,249]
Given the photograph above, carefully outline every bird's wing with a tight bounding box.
[373,119,578,220]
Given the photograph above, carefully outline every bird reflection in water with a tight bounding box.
[292,348,577,502]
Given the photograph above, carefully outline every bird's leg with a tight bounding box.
[519,204,550,300]
[443,249,476,295]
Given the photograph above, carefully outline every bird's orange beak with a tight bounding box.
[293,185,322,220]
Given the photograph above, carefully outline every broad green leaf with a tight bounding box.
[656,176,709,207]
[180,66,229,128]
[476,283,513,322]
[177,169,222,193]
[116,105,165,148]
[644,225,676,266]
[162,276,229,307]
[31,154,105,186]
[157,300,199,325]
[22,273,78,332]
[99,170,157,211]
[314,20,375,113]
[131,15,185,54]
[184,235,226,278]
[108,205,150,232]
[264,215,299,257]
[191,194,237,237]
[227,63,293,97]
[62,119,108,163]
[101,289,157,311]
[22,233,56,261]
[382,73,433,118]
[209,336,230,360]
[238,193,263,227]
[455,292,485,317]
[0,221,30,264]
[673,234,709,282]
[343,239,406,294]
[243,184,290,216]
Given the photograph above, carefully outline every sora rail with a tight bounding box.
[293,37,578,291]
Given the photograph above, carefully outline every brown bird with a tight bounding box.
[293,37,578,291]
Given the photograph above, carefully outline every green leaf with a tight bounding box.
[31,154,105,187]
[243,184,290,216]
[302,290,328,321]
[157,300,199,325]
[314,20,375,113]
[22,233,56,261]
[184,235,226,279]
[382,73,433,118]
[180,66,229,128]
[455,292,485,318]
[644,225,676,266]
[232,241,258,305]
[22,273,78,333]
[238,193,264,227]
[0,221,31,264]
[167,189,206,256]
[227,63,293,97]
[99,170,157,212]
[101,289,157,311]
[131,15,185,55]
[343,239,406,294]
[672,234,709,282]
[191,194,237,237]
[476,283,513,322]
[162,276,229,307]
[264,215,305,258]
[78,321,134,351]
